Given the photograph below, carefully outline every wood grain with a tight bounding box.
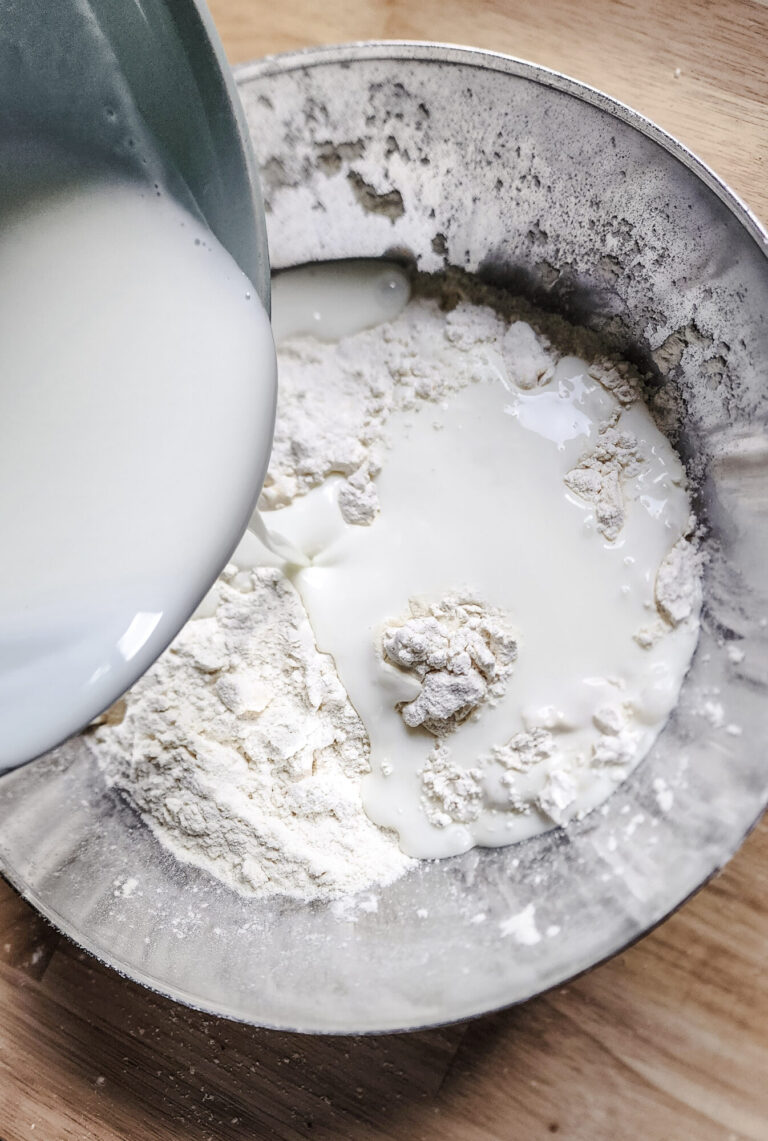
[2,2,767,1138]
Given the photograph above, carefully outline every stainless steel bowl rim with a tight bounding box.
[241,41,767,250]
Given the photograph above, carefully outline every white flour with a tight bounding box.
[563,415,644,540]
[91,272,701,892]
[655,536,703,626]
[92,566,413,900]
[381,595,518,733]
[421,745,484,828]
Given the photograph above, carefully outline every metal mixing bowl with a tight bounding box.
[0,44,766,1033]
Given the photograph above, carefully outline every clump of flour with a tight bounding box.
[564,414,645,540]
[493,727,556,772]
[381,596,518,734]
[492,728,583,824]
[587,358,639,406]
[91,566,412,901]
[421,745,484,828]
[655,535,703,626]
[501,321,554,389]
[635,531,703,649]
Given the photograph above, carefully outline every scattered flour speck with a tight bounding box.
[499,903,541,945]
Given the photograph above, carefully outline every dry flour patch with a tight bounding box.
[93,566,412,901]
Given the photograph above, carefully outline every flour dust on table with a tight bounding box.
[90,261,702,896]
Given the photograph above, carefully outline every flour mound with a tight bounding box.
[381,596,518,734]
[91,566,412,901]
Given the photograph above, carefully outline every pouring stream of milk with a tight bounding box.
[0,163,276,771]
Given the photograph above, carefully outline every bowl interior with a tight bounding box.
[0,45,766,1033]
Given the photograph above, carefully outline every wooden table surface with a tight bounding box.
[2,2,767,1138]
